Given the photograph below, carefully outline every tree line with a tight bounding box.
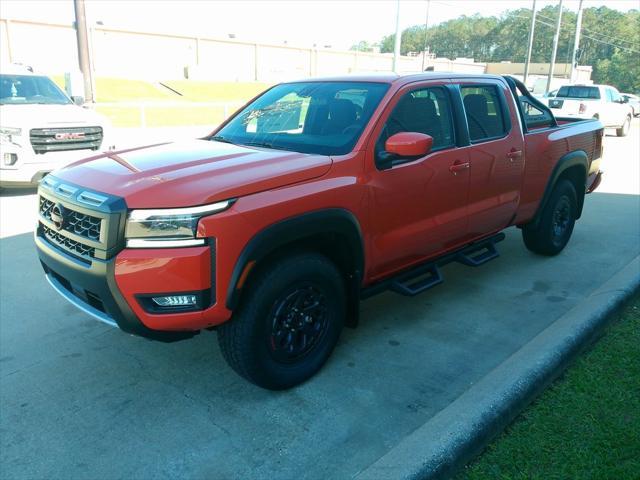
[356,5,639,93]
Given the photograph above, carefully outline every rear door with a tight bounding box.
[460,81,525,237]
[365,81,471,279]
[603,87,627,127]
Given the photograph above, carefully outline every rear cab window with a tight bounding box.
[556,86,600,99]
[460,85,509,142]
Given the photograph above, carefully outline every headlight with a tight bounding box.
[0,127,22,144]
[125,199,234,248]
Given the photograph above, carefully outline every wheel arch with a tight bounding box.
[226,208,364,326]
[531,150,588,227]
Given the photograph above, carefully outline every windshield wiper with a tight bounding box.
[210,135,234,144]
[241,141,288,151]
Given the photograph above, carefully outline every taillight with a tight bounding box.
[595,130,603,159]
[579,103,587,114]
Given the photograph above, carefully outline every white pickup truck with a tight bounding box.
[0,65,113,189]
[546,84,633,137]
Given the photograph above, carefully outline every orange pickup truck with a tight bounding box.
[35,74,603,389]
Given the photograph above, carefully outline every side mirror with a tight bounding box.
[386,131,433,157]
[71,95,84,106]
[377,132,433,170]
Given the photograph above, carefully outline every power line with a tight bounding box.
[431,1,639,50]
[580,32,640,54]
[516,14,640,54]
[535,10,640,47]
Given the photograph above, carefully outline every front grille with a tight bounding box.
[41,225,95,261]
[30,126,103,154]
[40,196,102,241]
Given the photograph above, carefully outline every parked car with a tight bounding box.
[35,73,604,389]
[545,84,633,136]
[0,64,113,189]
[621,93,639,117]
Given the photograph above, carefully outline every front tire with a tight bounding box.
[522,179,578,256]
[616,116,631,137]
[217,252,345,390]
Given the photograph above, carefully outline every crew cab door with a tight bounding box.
[603,87,627,127]
[365,82,471,279]
[459,81,525,236]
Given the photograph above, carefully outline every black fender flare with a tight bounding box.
[226,208,364,311]
[531,150,588,227]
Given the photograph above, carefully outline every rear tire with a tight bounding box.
[616,116,631,137]
[217,252,345,390]
[522,179,578,256]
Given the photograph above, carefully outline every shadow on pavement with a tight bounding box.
[0,191,638,479]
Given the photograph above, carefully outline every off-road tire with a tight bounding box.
[522,179,578,256]
[217,252,345,390]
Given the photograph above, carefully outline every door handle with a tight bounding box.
[507,149,523,161]
[449,161,470,175]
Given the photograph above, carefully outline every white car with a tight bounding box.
[0,65,113,189]
[545,84,633,137]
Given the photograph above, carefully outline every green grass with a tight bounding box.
[457,295,640,480]
[94,104,230,128]
[48,77,272,126]
[162,80,271,102]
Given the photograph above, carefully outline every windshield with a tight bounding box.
[0,74,71,105]
[556,86,600,100]
[213,81,389,155]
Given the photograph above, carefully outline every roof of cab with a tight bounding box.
[287,71,507,85]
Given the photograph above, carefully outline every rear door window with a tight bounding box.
[461,85,508,142]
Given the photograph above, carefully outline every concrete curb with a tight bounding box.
[356,255,640,480]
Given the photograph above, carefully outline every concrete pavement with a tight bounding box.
[0,121,638,479]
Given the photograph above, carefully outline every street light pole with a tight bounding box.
[546,0,564,94]
[74,0,94,102]
[570,0,584,83]
[392,0,402,73]
[523,0,537,86]
[421,0,431,71]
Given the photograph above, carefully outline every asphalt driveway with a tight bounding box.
[1,122,638,479]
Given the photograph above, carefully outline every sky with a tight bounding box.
[2,0,638,50]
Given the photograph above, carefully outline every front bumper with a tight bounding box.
[35,177,236,340]
[0,145,98,186]
[36,233,199,342]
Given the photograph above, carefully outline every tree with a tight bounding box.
[361,6,640,91]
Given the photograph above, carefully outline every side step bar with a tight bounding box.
[361,232,505,299]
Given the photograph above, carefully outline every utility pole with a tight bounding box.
[421,0,431,71]
[546,0,563,94]
[523,0,537,86]
[392,0,402,73]
[570,0,584,83]
[74,0,94,102]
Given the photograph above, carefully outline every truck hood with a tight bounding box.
[0,103,108,129]
[54,139,333,208]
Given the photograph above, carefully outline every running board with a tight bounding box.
[456,242,500,267]
[361,233,505,299]
[390,264,443,296]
